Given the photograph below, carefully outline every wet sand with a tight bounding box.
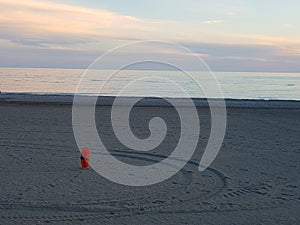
[0,103,299,224]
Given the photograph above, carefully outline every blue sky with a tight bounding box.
[0,0,299,72]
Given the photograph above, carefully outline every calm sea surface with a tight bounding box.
[0,68,299,100]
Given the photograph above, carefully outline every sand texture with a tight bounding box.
[0,103,299,224]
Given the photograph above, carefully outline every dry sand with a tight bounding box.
[0,103,299,224]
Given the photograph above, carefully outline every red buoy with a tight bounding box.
[80,147,90,169]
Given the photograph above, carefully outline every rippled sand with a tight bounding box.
[0,103,299,224]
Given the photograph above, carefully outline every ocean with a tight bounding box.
[0,67,299,100]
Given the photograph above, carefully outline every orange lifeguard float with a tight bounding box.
[80,147,90,169]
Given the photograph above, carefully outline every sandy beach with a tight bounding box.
[0,101,299,224]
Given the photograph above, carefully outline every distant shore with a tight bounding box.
[1,92,300,109]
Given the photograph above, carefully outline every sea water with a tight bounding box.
[0,68,299,100]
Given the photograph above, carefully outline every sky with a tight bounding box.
[0,0,299,72]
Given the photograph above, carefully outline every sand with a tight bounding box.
[0,102,299,224]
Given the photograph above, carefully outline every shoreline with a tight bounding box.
[1,92,300,109]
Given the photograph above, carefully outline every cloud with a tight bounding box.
[0,0,298,50]
[180,42,300,72]
[0,0,215,47]
[283,23,295,29]
[0,0,300,72]
[183,42,277,57]
[0,0,147,46]
[237,33,300,46]
[2,37,300,72]
[226,11,237,16]
[202,20,224,24]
